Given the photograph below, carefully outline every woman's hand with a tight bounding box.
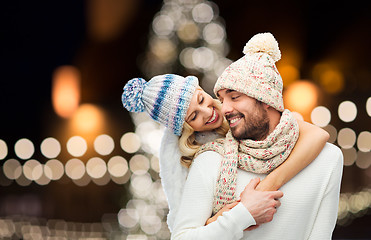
[205,201,239,225]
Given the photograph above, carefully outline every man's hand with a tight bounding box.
[240,178,283,225]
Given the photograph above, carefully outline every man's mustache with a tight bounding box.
[225,112,245,121]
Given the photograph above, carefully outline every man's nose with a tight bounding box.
[221,100,233,116]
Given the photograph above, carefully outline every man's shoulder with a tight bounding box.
[316,142,344,171]
[320,143,343,160]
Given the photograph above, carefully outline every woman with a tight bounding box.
[122,74,329,231]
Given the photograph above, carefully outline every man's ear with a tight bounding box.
[262,103,270,110]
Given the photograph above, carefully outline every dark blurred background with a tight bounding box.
[0,0,370,239]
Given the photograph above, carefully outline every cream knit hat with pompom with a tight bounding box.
[214,32,284,112]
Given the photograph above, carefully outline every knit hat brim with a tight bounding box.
[214,55,284,112]
[213,33,284,112]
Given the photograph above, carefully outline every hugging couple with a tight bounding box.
[122,33,343,239]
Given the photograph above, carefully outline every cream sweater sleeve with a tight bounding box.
[171,151,256,240]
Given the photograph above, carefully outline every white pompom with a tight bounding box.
[243,32,281,62]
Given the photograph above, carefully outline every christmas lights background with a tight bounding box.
[0,0,370,239]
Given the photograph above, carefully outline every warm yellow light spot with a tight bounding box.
[70,104,104,134]
[177,21,199,43]
[52,66,80,118]
[150,38,176,63]
[312,63,344,94]
[278,64,299,87]
[283,81,319,121]
[320,69,344,94]
[87,0,138,42]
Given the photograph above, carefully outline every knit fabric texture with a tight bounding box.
[122,74,199,136]
[214,32,284,112]
[195,109,299,214]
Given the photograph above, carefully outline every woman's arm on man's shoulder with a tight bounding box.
[256,120,329,191]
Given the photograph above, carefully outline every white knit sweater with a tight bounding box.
[171,143,343,240]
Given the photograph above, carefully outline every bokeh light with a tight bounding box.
[177,21,199,43]
[110,171,131,185]
[337,128,356,149]
[312,63,344,94]
[73,172,91,187]
[140,215,162,235]
[278,64,300,87]
[149,37,177,64]
[152,14,174,36]
[92,172,111,186]
[203,22,225,45]
[86,157,107,179]
[283,81,318,120]
[341,147,357,166]
[52,66,80,118]
[70,104,105,134]
[192,47,214,70]
[107,156,128,178]
[44,159,64,180]
[15,172,32,186]
[35,171,51,186]
[180,47,196,69]
[65,158,86,180]
[86,0,137,42]
[118,208,139,229]
[66,136,87,157]
[150,156,160,173]
[338,101,357,123]
[14,138,34,160]
[130,173,153,199]
[3,159,22,180]
[40,137,61,159]
[355,152,371,169]
[357,131,371,152]
[366,97,371,117]
[129,155,150,175]
[319,69,344,94]
[94,134,114,156]
[322,124,337,143]
[120,132,141,154]
[310,106,331,127]
[0,139,8,160]
[192,3,214,23]
[23,160,43,181]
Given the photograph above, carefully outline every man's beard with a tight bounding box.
[230,101,270,141]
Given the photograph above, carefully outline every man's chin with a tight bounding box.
[230,128,246,141]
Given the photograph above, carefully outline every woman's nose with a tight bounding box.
[200,104,212,116]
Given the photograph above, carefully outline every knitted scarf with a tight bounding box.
[195,109,299,214]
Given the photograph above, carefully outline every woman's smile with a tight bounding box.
[185,88,224,132]
[206,108,218,125]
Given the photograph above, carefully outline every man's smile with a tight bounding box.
[227,114,244,128]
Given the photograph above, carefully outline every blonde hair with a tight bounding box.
[178,100,229,168]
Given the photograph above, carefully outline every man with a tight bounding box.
[171,33,343,239]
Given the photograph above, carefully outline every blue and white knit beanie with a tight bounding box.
[122,74,199,136]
